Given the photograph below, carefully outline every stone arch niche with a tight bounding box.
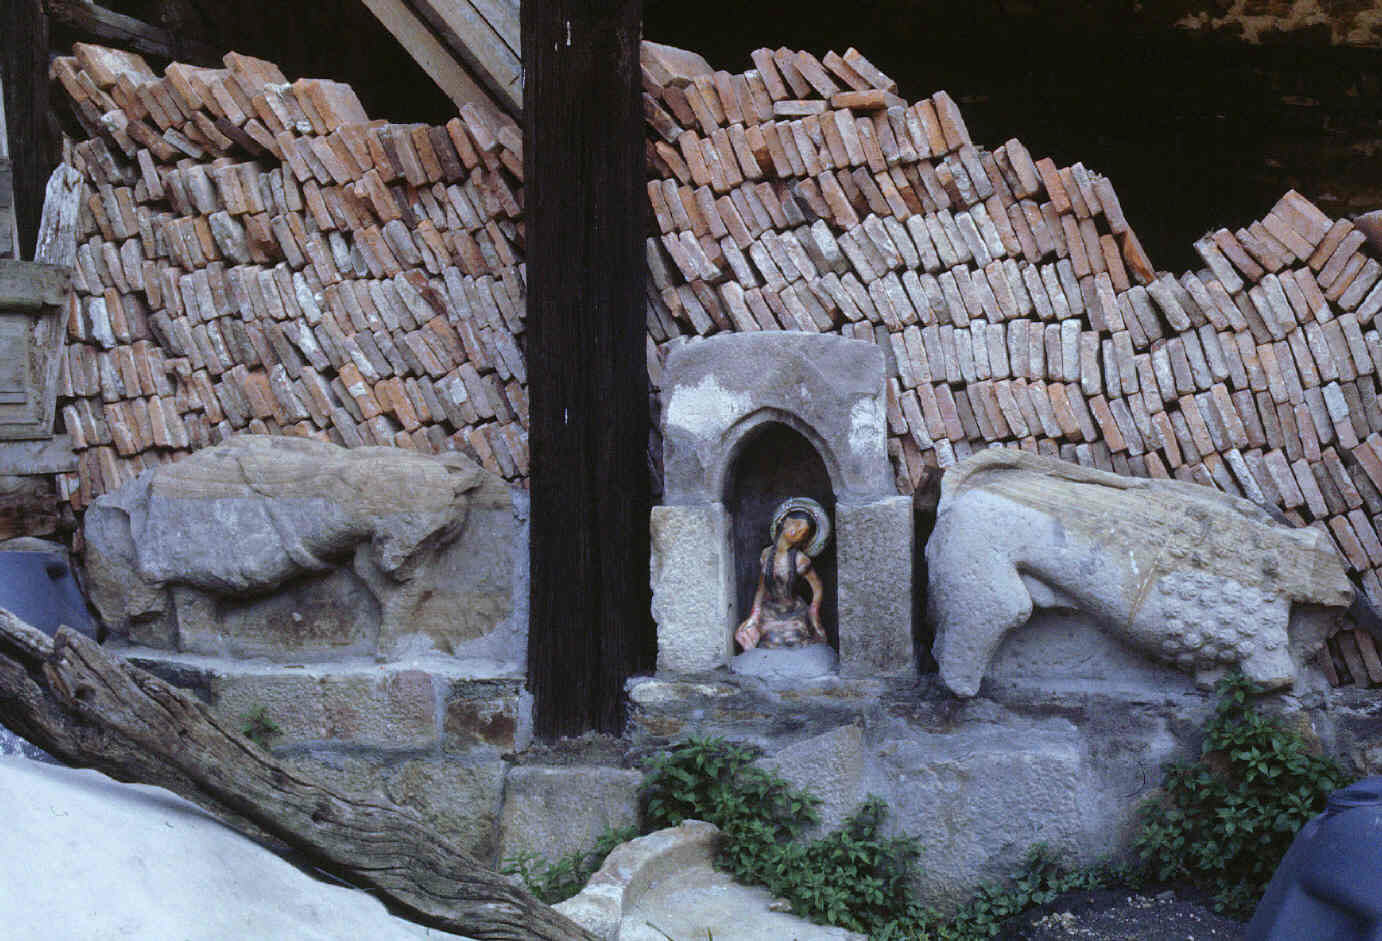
[650,333,914,676]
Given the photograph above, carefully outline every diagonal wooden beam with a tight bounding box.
[407,0,521,115]
[43,0,222,64]
[358,0,519,117]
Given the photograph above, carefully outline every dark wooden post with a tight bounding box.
[1,0,51,258]
[523,0,653,736]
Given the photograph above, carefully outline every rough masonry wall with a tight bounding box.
[48,40,1382,686]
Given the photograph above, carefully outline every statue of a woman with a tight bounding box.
[735,498,831,651]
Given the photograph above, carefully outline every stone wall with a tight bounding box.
[50,36,1382,684]
[624,635,1382,910]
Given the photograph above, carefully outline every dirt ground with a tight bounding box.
[1004,887,1246,940]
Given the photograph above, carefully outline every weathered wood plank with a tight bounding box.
[359,0,507,117]
[0,160,13,260]
[469,0,519,55]
[33,163,82,269]
[0,0,48,259]
[414,0,522,113]
[0,260,70,308]
[0,73,17,259]
[0,436,77,474]
[0,474,57,538]
[0,612,599,941]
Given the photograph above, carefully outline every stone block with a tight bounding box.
[173,571,379,659]
[556,819,866,941]
[208,667,439,750]
[877,719,1097,909]
[374,496,522,661]
[556,820,722,941]
[730,644,838,685]
[757,725,872,840]
[651,503,732,673]
[443,678,532,753]
[754,714,1122,911]
[989,612,1197,696]
[289,753,507,864]
[660,333,892,503]
[836,496,914,676]
[1319,686,1382,777]
[498,765,644,866]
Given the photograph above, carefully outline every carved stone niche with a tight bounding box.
[0,261,71,440]
[651,333,914,676]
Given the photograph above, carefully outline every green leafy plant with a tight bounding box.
[239,705,282,750]
[514,736,1123,939]
[520,693,1335,939]
[642,736,924,935]
[1133,671,1352,917]
[642,735,822,882]
[896,847,1123,940]
[500,824,637,905]
[766,798,925,933]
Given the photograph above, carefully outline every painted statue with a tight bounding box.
[735,498,831,650]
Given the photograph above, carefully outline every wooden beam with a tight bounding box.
[524,0,652,736]
[32,163,82,270]
[407,0,521,114]
[470,0,518,52]
[0,72,17,260]
[1,0,49,260]
[358,0,508,117]
[42,0,221,64]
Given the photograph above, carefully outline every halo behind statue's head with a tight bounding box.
[771,497,831,557]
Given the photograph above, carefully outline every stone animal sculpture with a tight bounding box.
[927,449,1354,696]
[84,435,519,660]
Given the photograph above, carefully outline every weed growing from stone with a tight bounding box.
[239,705,282,750]
[888,848,1124,940]
[1132,671,1352,918]
[500,824,638,905]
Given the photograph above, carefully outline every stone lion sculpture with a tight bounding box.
[926,449,1354,696]
[84,435,519,661]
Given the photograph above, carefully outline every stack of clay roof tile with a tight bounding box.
[51,41,530,506]
[50,40,1382,687]
[638,43,1382,688]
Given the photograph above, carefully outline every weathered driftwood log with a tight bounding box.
[0,609,597,941]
